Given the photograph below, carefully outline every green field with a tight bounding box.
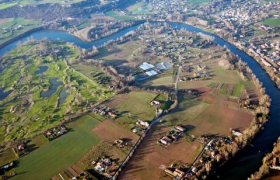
[106,11,137,21]
[0,2,17,10]
[234,81,245,97]
[0,18,40,45]
[187,0,211,4]
[12,115,100,180]
[142,69,174,87]
[76,22,91,30]
[178,66,242,89]
[163,93,209,126]
[263,18,280,27]
[127,2,154,14]
[0,148,17,167]
[0,18,39,29]
[106,91,159,121]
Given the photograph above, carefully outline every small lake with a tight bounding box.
[41,78,63,98]
[34,66,48,75]
[58,87,70,107]
[0,88,11,101]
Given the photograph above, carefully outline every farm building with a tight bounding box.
[139,62,155,71]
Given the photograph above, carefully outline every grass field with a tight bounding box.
[105,91,158,121]
[142,69,174,87]
[178,65,242,89]
[127,2,154,14]
[263,18,280,27]
[105,11,137,21]
[16,0,85,5]
[12,115,100,180]
[187,0,211,4]
[0,148,17,167]
[76,22,91,30]
[0,2,17,10]
[163,91,253,137]
[101,41,141,60]
[234,80,245,97]
[163,93,210,127]
[0,18,40,45]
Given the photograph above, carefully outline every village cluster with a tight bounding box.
[92,106,118,119]
[158,126,186,147]
[44,126,68,141]
[163,130,241,180]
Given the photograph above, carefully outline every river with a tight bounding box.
[0,22,279,180]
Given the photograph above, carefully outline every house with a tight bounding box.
[175,126,185,132]
[159,138,169,145]
[192,167,198,173]
[150,100,160,105]
[137,120,150,127]
[165,168,185,179]
[108,111,117,118]
[211,151,216,158]
[162,136,172,143]
[272,155,280,168]
[232,130,242,137]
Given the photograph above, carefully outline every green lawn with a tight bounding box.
[263,18,280,27]
[178,66,242,89]
[127,2,154,14]
[163,93,209,126]
[0,2,17,10]
[142,69,174,87]
[106,11,137,21]
[234,81,245,97]
[106,91,158,121]
[0,148,17,167]
[0,18,39,29]
[187,0,211,4]
[19,0,85,5]
[12,115,100,180]
[77,22,91,30]
[0,18,40,45]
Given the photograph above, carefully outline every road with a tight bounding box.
[175,55,182,93]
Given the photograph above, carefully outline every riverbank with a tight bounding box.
[70,20,145,43]
[182,21,280,91]
[0,26,45,52]
[248,137,280,180]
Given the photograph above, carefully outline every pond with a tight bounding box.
[58,87,70,107]
[41,78,63,98]
[34,66,48,75]
[0,88,11,101]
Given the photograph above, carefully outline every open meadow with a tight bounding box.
[104,91,158,121]
[105,11,137,21]
[12,115,100,180]
[0,18,40,45]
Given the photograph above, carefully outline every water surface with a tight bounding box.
[41,78,63,98]
[34,66,48,75]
